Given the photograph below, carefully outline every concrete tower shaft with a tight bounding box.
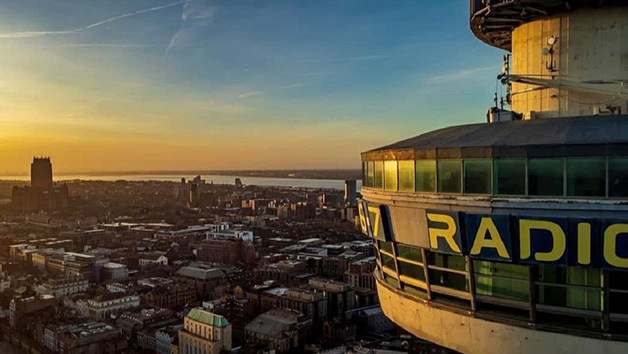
[471,1,628,119]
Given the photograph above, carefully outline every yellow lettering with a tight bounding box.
[519,219,566,262]
[470,217,510,259]
[427,213,461,253]
[368,206,382,238]
[577,222,592,265]
[357,203,368,235]
[604,224,628,268]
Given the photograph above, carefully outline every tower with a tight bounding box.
[344,179,357,206]
[359,2,628,353]
[31,157,53,190]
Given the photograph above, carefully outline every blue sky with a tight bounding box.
[0,0,504,173]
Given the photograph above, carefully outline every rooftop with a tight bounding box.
[363,115,628,160]
[186,308,229,327]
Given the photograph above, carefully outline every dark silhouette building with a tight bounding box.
[12,157,68,212]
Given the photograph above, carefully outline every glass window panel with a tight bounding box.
[429,269,469,292]
[366,162,374,188]
[537,286,602,311]
[528,158,564,196]
[438,160,462,193]
[384,160,398,191]
[537,265,601,287]
[415,160,436,192]
[384,274,398,288]
[398,160,415,192]
[404,284,427,299]
[473,260,528,279]
[475,275,529,302]
[429,252,467,272]
[374,161,384,189]
[494,159,526,195]
[536,266,602,311]
[397,244,423,263]
[567,158,606,197]
[464,159,492,194]
[362,162,368,187]
[399,262,426,282]
[378,241,393,254]
[609,157,628,197]
[381,253,396,271]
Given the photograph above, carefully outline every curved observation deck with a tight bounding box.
[360,115,628,353]
[470,0,625,51]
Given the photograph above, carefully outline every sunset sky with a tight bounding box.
[0,0,503,174]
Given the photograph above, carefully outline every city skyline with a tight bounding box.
[0,0,502,173]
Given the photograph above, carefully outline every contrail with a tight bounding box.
[0,0,195,39]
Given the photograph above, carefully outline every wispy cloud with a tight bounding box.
[0,0,194,39]
[54,43,160,49]
[424,66,493,84]
[238,91,262,99]
[164,0,216,59]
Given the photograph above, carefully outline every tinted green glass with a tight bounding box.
[473,261,528,279]
[366,162,375,187]
[494,159,526,195]
[475,276,529,302]
[537,266,602,311]
[399,262,425,282]
[384,160,398,191]
[397,244,423,263]
[398,160,415,192]
[429,252,467,272]
[567,158,606,197]
[474,261,529,302]
[609,157,628,197]
[381,253,396,271]
[362,162,367,187]
[416,160,436,192]
[438,160,462,193]
[428,269,469,292]
[378,241,393,254]
[464,160,492,194]
[528,158,564,196]
[404,284,428,298]
[374,161,384,189]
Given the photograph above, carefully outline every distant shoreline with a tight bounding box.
[0,169,362,181]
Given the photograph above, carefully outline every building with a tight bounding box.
[359,2,628,353]
[87,292,140,320]
[12,157,69,212]
[244,308,304,354]
[10,294,56,329]
[156,325,184,354]
[178,308,232,354]
[197,238,255,264]
[344,256,376,291]
[205,224,254,242]
[174,266,228,300]
[101,262,129,281]
[43,321,127,354]
[117,308,180,345]
[344,180,357,206]
[138,252,168,268]
[38,276,89,299]
[308,278,356,320]
[138,278,197,310]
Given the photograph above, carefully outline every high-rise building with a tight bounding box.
[12,157,68,212]
[344,179,357,206]
[360,2,628,354]
[31,157,53,190]
[178,308,232,354]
